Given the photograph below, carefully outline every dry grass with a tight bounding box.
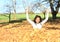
[0,20,60,42]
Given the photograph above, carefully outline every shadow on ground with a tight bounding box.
[46,27,60,30]
[9,18,26,23]
[0,18,26,27]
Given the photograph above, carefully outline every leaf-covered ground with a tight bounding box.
[0,19,60,42]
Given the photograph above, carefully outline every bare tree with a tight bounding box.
[41,0,60,19]
[30,0,60,19]
[30,2,47,18]
[5,5,11,22]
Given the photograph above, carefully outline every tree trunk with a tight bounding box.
[52,11,57,19]
[9,13,11,23]
[44,13,45,19]
[52,14,57,19]
[50,0,60,20]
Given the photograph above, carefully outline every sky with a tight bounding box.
[0,0,39,13]
[0,0,59,13]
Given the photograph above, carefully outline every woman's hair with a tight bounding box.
[34,15,42,23]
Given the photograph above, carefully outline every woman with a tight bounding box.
[26,7,49,29]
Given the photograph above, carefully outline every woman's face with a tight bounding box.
[35,17,40,23]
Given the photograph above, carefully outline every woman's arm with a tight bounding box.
[41,9,49,25]
[26,7,35,25]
